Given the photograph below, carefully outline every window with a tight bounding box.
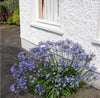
[38,0,60,24]
[30,0,63,34]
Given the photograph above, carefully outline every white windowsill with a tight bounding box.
[92,39,100,45]
[30,21,64,35]
[37,19,61,27]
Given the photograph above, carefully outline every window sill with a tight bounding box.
[92,39,100,45]
[30,22,64,35]
[37,19,61,27]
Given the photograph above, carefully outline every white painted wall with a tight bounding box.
[19,0,100,72]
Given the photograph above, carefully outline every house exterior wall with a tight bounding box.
[19,0,100,72]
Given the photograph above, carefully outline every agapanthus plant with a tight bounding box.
[10,39,98,98]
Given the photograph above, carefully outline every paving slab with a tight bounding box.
[0,27,22,98]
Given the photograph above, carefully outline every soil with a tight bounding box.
[0,24,19,29]
[0,26,100,98]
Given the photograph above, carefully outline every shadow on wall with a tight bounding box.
[92,43,100,47]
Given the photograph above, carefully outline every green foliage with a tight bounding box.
[27,65,86,98]
[13,8,20,25]
[13,8,19,15]
[0,5,8,14]
[0,0,19,13]
[1,20,3,23]
[7,16,13,25]
[13,15,20,25]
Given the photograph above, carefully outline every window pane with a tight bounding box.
[39,0,60,23]
[46,0,51,20]
[42,0,46,19]
[51,0,54,21]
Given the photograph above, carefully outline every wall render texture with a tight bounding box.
[20,0,100,72]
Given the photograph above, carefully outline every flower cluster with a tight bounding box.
[10,39,97,97]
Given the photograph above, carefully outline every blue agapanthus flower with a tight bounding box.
[10,38,98,98]
[10,84,16,92]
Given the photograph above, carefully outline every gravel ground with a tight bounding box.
[0,26,100,98]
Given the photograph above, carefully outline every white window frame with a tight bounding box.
[37,0,61,26]
[30,0,63,35]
